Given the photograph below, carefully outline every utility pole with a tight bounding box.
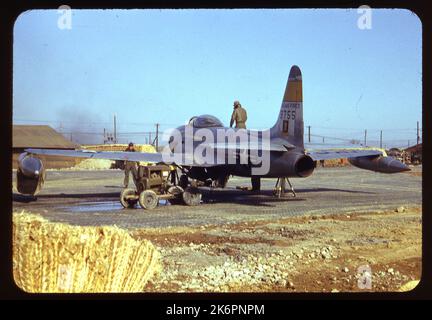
[113,114,117,144]
[417,121,420,145]
[364,129,367,146]
[103,128,106,144]
[149,132,152,145]
[307,126,311,143]
[155,123,160,150]
[380,130,382,149]
[322,136,325,144]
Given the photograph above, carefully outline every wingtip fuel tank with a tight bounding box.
[16,153,46,195]
[348,155,410,174]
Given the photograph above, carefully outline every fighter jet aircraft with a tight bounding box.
[16,65,410,201]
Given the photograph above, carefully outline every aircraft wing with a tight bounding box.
[306,148,384,161]
[25,148,166,163]
[24,148,215,167]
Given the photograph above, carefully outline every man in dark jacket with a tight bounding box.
[124,142,138,188]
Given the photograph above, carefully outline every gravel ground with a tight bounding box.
[135,207,422,292]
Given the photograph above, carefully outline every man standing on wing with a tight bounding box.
[230,100,247,129]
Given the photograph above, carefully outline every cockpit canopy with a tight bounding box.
[188,115,224,128]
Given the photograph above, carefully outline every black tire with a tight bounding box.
[120,188,138,209]
[168,186,184,196]
[139,190,159,210]
[182,187,202,206]
[167,186,184,205]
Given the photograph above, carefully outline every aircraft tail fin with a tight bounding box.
[270,65,304,149]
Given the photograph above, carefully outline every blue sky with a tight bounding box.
[13,9,422,147]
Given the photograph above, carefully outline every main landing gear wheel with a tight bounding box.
[120,188,138,208]
[139,190,159,210]
[182,186,202,206]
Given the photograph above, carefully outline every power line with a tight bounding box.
[15,118,421,148]
[13,118,179,127]
[306,126,421,133]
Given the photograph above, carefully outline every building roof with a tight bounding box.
[404,143,422,153]
[13,125,79,149]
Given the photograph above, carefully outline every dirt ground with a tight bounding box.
[133,206,421,293]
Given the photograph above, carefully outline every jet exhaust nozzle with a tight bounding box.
[348,156,410,174]
[295,154,316,177]
[16,153,45,195]
[270,152,315,178]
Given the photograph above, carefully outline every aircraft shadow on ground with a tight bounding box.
[202,195,305,207]
[205,187,374,196]
[200,187,374,207]
[12,194,38,203]
[294,187,374,194]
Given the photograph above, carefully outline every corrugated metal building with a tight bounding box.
[13,125,80,169]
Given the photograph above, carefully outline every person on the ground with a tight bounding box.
[124,142,138,188]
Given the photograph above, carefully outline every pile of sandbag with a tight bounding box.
[81,144,156,153]
[72,159,115,170]
[75,144,158,169]
[13,211,160,293]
